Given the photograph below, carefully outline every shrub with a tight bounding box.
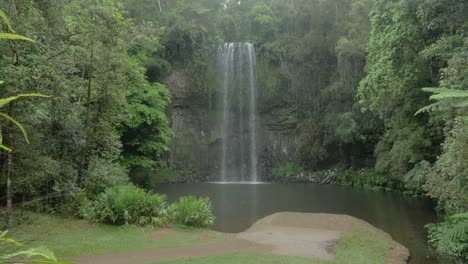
[403,160,431,195]
[427,212,468,262]
[92,184,168,227]
[335,169,398,191]
[272,162,306,179]
[60,190,93,219]
[169,196,214,228]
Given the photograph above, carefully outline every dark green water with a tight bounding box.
[155,183,440,264]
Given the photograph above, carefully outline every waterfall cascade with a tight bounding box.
[218,42,259,182]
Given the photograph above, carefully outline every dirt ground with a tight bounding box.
[71,212,409,264]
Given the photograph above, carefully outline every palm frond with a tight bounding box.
[0,112,30,144]
[0,9,15,33]
[0,32,34,42]
[0,93,50,108]
[416,87,468,115]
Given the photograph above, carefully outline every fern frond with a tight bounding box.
[0,9,15,33]
[0,144,10,151]
[415,102,443,115]
[422,88,468,99]
[417,87,468,115]
[0,112,30,144]
[0,32,34,42]
[445,221,468,241]
[0,93,50,108]
[450,212,468,220]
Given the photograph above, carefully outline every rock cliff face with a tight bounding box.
[166,70,221,182]
[166,70,299,182]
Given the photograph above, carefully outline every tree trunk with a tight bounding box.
[158,0,162,12]
[6,102,15,210]
[78,45,94,186]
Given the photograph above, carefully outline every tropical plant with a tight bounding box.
[0,9,34,42]
[0,9,44,152]
[427,212,468,263]
[0,94,49,151]
[272,162,306,180]
[168,196,214,228]
[91,184,168,227]
[416,88,468,115]
[0,230,69,264]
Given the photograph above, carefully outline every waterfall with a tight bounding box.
[218,43,259,182]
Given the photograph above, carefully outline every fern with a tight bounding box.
[0,9,34,42]
[427,213,468,261]
[0,33,34,42]
[416,88,468,115]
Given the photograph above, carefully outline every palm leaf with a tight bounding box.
[416,87,468,115]
[422,88,468,100]
[0,32,34,42]
[0,144,10,151]
[415,102,443,115]
[0,93,50,108]
[0,112,30,143]
[0,9,14,33]
[1,246,57,262]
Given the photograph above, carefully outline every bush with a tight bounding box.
[335,169,398,191]
[60,190,94,219]
[427,212,468,262]
[169,196,214,228]
[272,162,306,179]
[91,184,168,227]
[85,157,129,195]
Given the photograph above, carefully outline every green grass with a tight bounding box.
[334,226,390,264]
[150,253,325,264]
[12,213,226,257]
[12,214,392,264]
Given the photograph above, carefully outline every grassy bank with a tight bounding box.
[11,213,226,257]
[11,213,394,264]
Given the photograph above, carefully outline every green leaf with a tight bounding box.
[0,32,34,42]
[0,9,15,33]
[1,246,58,262]
[422,87,468,100]
[0,112,30,144]
[0,93,50,108]
[0,230,22,246]
[0,144,10,151]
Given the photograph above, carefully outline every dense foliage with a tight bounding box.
[427,213,468,263]
[0,0,171,206]
[169,196,215,228]
[0,0,466,260]
[84,184,214,228]
[90,184,168,227]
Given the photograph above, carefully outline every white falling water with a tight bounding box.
[218,43,259,182]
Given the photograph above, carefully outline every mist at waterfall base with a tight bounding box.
[217,43,259,183]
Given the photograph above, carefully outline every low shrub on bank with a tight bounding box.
[427,212,468,262]
[335,169,400,191]
[169,196,215,228]
[82,184,215,228]
[92,184,168,227]
[272,162,306,180]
